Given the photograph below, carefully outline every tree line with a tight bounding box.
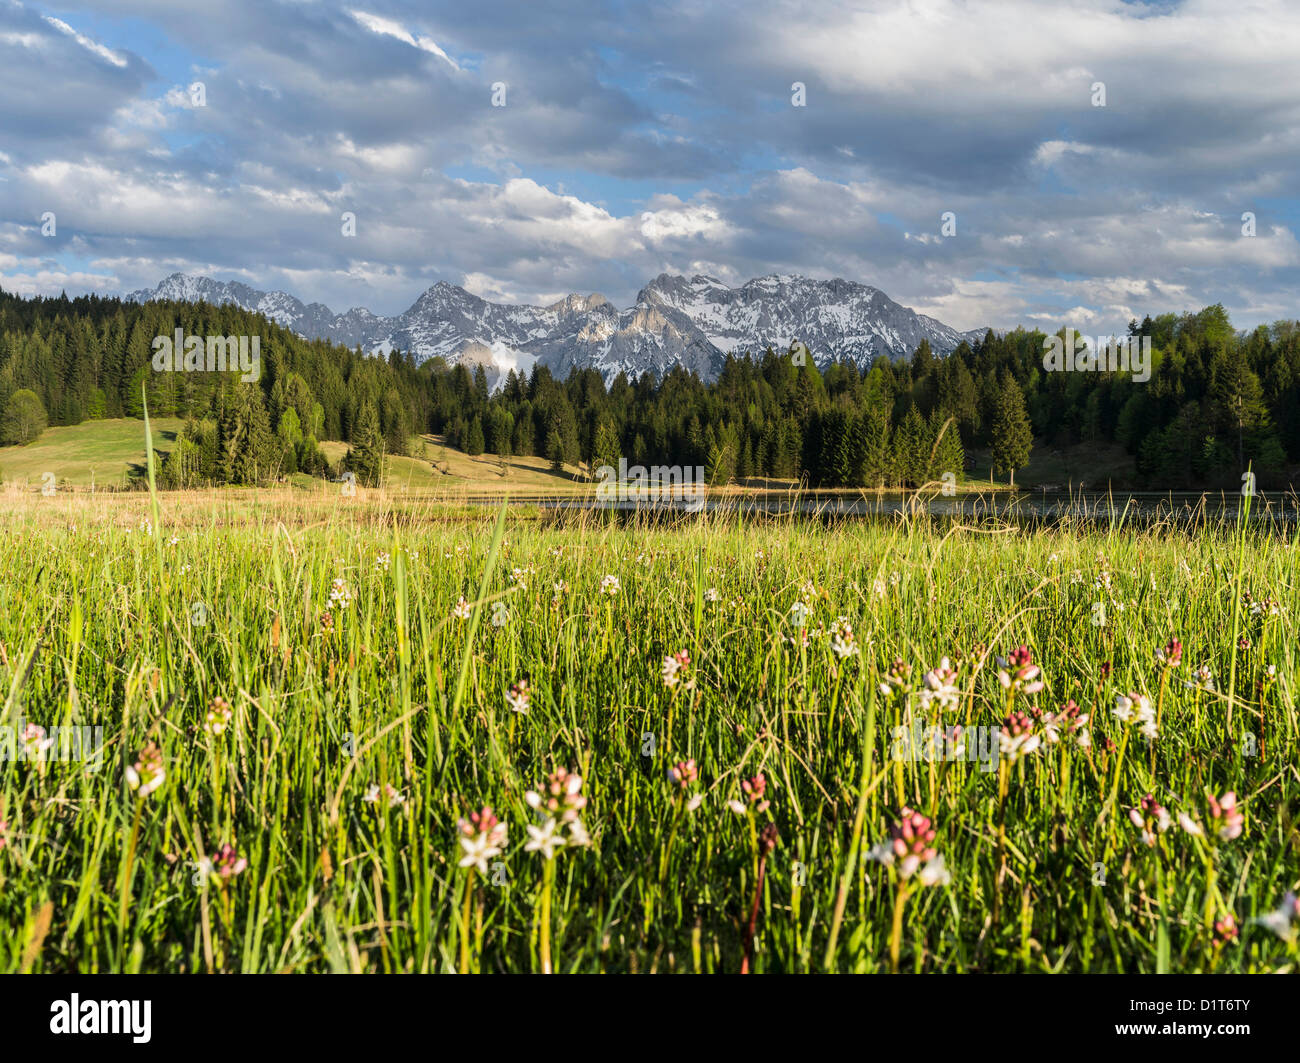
[1,286,1298,490]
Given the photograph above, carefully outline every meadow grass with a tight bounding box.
[0,483,1297,973]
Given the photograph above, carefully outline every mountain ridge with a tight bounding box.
[126,271,989,385]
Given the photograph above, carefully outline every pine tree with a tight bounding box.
[346,399,385,487]
[991,375,1033,487]
[465,416,486,457]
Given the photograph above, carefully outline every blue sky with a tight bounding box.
[1,0,1297,333]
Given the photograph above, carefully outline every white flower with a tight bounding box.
[374,552,390,571]
[916,854,951,888]
[363,783,406,808]
[865,842,895,866]
[685,793,704,812]
[1177,812,1204,837]
[459,832,504,874]
[790,600,811,628]
[727,799,747,815]
[919,658,961,712]
[1254,893,1299,941]
[328,578,353,610]
[599,574,620,596]
[451,595,472,620]
[525,818,566,860]
[704,587,721,602]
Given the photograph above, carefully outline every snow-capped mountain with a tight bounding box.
[126,272,986,385]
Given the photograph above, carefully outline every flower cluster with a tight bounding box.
[997,645,1044,696]
[204,696,233,735]
[1034,699,1090,748]
[1113,692,1157,739]
[728,772,770,814]
[525,768,590,857]
[506,677,531,714]
[866,808,950,886]
[999,710,1041,761]
[661,650,691,689]
[328,577,352,610]
[126,742,166,797]
[211,843,248,880]
[1178,791,1244,842]
[1128,793,1172,847]
[363,783,407,808]
[457,806,508,874]
[919,657,961,713]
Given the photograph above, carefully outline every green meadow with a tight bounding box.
[0,478,1296,973]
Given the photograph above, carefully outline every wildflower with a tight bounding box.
[1214,914,1239,947]
[1156,638,1182,667]
[328,577,352,610]
[524,818,566,859]
[363,783,406,808]
[1128,793,1171,847]
[916,853,951,887]
[457,806,508,874]
[999,711,1041,760]
[551,580,568,606]
[506,678,531,714]
[871,577,887,598]
[1207,791,1244,841]
[1185,664,1215,691]
[204,696,233,735]
[138,518,152,535]
[919,658,961,713]
[451,595,472,620]
[1037,699,1089,746]
[319,609,334,633]
[1113,691,1152,724]
[878,657,912,698]
[167,535,180,547]
[731,771,771,814]
[704,587,721,602]
[997,645,1044,695]
[509,565,534,588]
[1250,596,1280,618]
[661,650,691,688]
[491,602,510,628]
[599,574,620,596]
[870,808,949,886]
[1176,811,1204,837]
[210,844,248,880]
[374,552,390,572]
[829,616,859,659]
[525,767,588,824]
[1254,892,1300,941]
[668,759,698,788]
[21,724,54,762]
[789,600,811,628]
[125,742,166,797]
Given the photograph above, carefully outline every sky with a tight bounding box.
[1,0,1297,334]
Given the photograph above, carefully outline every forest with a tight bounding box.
[1,287,1298,490]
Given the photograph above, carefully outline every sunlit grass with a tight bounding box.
[0,484,1296,973]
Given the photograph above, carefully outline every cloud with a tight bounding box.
[0,0,1296,332]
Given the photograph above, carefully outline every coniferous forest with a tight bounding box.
[2,287,1299,490]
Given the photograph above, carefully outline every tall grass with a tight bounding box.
[0,484,1296,972]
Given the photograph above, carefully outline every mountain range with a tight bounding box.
[126,272,988,386]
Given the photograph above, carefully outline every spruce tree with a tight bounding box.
[991,375,1033,487]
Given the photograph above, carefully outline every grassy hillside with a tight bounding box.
[0,417,185,488]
